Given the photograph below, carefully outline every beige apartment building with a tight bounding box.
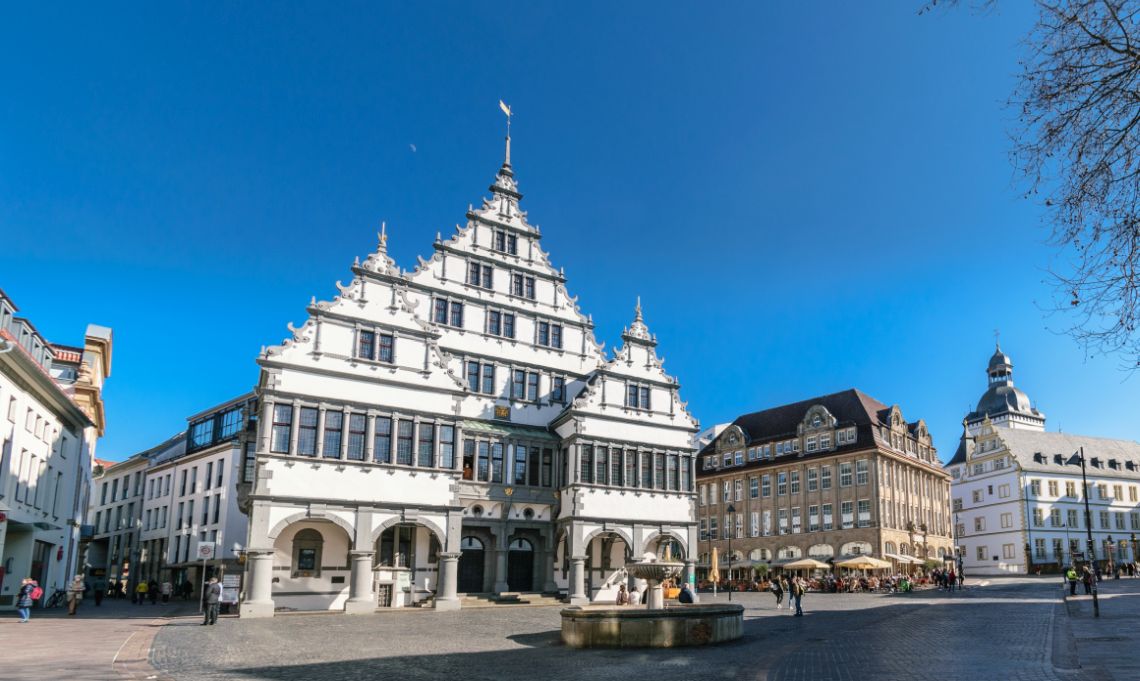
[696,389,953,578]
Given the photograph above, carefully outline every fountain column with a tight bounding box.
[569,555,588,605]
[684,559,699,603]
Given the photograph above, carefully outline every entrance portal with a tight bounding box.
[507,538,534,592]
[458,536,485,593]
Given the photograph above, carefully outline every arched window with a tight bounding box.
[778,546,802,560]
[899,543,911,556]
[884,541,897,555]
[461,536,484,551]
[378,525,415,568]
[808,544,834,559]
[840,541,872,556]
[292,528,324,578]
[749,548,770,561]
[509,538,533,552]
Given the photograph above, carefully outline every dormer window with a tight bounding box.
[433,299,464,328]
[537,321,562,349]
[467,262,494,289]
[510,273,536,299]
[494,230,519,255]
[356,329,395,363]
[625,383,651,410]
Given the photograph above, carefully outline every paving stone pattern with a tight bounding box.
[147,578,1130,681]
[0,595,198,681]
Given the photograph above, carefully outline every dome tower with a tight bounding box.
[964,343,1046,435]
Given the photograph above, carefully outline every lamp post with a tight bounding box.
[1067,447,1099,618]
[1131,533,1138,574]
[726,503,735,601]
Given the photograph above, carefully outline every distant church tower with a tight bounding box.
[963,344,1046,436]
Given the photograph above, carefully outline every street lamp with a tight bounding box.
[1066,447,1099,618]
[726,503,735,602]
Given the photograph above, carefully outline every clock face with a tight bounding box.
[812,414,822,427]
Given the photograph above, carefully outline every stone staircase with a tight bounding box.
[460,592,566,608]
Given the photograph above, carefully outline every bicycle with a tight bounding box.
[44,589,67,608]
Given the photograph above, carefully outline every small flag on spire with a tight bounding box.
[499,100,512,117]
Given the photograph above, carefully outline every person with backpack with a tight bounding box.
[790,577,805,616]
[16,578,39,623]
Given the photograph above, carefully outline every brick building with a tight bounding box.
[696,389,953,579]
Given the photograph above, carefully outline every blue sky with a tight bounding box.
[2,2,1135,462]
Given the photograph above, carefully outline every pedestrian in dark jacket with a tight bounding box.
[202,578,223,625]
[15,579,36,623]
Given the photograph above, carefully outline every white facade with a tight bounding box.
[0,289,111,608]
[948,346,1140,575]
[87,454,148,594]
[241,133,699,616]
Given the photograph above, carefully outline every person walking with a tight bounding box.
[1081,566,1093,595]
[66,574,85,615]
[947,567,957,592]
[15,579,37,623]
[770,575,784,609]
[148,580,159,605]
[135,580,148,604]
[93,577,105,606]
[790,577,805,616]
[202,577,223,625]
[616,583,629,605]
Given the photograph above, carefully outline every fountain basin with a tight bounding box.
[560,604,743,648]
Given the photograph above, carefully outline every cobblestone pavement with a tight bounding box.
[0,595,198,680]
[144,576,1140,681]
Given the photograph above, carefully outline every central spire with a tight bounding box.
[499,100,513,175]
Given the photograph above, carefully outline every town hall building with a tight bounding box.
[239,127,699,616]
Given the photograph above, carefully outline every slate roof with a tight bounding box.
[992,429,1140,478]
[695,388,905,465]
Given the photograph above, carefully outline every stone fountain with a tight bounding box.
[626,552,683,609]
[560,552,743,648]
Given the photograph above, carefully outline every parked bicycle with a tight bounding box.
[44,588,67,608]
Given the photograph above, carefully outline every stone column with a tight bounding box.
[435,552,461,611]
[542,549,558,593]
[493,546,509,593]
[240,549,276,618]
[344,550,376,614]
[569,555,588,605]
[684,559,699,603]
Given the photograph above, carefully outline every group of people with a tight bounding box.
[12,573,224,627]
[768,575,807,615]
[14,574,88,622]
[614,581,696,605]
[1064,565,1098,595]
[930,566,962,591]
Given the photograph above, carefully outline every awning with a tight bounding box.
[460,420,560,442]
[835,556,892,570]
[883,553,923,565]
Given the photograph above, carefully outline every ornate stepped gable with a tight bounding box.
[259,140,693,432]
[564,299,697,430]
